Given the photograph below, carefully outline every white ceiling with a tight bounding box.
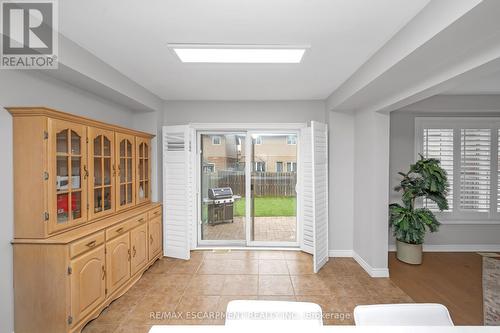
[444,71,500,95]
[59,0,429,101]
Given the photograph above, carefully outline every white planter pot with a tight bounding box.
[396,240,422,265]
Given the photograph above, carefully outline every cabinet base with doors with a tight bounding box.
[8,107,161,333]
[13,203,163,333]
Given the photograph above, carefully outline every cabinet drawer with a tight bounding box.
[106,221,130,240]
[130,213,147,227]
[70,231,105,258]
[148,207,162,220]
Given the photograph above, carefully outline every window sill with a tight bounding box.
[438,220,500,225]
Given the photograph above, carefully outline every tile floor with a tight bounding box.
[202,216,297,242]
[83,250,412,332]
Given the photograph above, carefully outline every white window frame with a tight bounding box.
[415,117,500,225]
[255,161,266,172]
[211,135,221,145]
[276,161,283,172]
[287,135,297,145]
[287,161,297,172]
[255,136,263,145]
[202,163,215,173]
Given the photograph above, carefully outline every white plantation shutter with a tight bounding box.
[300,122,329,272]
[422,129,453,211]
[162,125,193,260]
[417,118,500,222]
[300,126,314,254]
[498,130,500,213]
[311,121,329,273]
[460,129,491,212]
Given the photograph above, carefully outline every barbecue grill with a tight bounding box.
[205,187,237,225]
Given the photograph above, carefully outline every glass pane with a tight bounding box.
[144,181,149,199]
[71,157,81,190]
[145,159,149,180]
[120,184,126,205]
[127,158,132,182]
[144,144,148,158]
[126,140,132,157]
[139,143,143,158]
[94,157,102,186]
[104,186,112,210]
[103,136,111,157]
[94,188,102,213]
[139,159,144,181]
[72,191,82,219]
[200,134,245,241]
[120,158,125,183]
[94,136,102,156]
[103,158,111,185]
[57,193,69,223]
[126,183,133,203]
[120,140,125,156]
[138,181,145,200]
[56,130,68,153]
[71,130,81,155]
[252,134,297,242]
[56,156,68,192]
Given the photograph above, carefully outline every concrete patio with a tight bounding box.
[202,216,296,242]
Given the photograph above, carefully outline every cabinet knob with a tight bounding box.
[86,240,96,248]
[101,265,105,280]
[116,227,124,233]
[149,235,153,244]
[132,246,136,257]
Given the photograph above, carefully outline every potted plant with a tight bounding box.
[389,154,449,264]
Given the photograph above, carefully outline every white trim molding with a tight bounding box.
[329,250,389,278]
[328,250,353,257]
[388,244,500,252]
[352,252,390,278]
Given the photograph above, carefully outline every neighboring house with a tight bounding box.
[202,134,297,172]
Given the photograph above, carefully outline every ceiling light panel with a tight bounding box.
[169,44,307,63]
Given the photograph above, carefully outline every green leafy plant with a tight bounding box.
[389,154,449,244]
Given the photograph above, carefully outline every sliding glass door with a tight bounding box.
[197,131,298,247]
[247,132,298,246]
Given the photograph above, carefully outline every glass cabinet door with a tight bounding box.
[88,127,115,219]
[115,133,135,211]
[49,119,87,233]
[136,137,151,203]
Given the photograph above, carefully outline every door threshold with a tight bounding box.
[194,246,300,251]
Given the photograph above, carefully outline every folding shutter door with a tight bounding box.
[300,126,314,255]
[311,121,329,273]
[162,125,193,260]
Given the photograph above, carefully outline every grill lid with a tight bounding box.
[208,187,233,199]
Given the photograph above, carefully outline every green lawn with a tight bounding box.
[234,196,296,217]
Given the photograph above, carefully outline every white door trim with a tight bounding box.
[192,124,304,248]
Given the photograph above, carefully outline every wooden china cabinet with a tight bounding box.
[9,107,162,333]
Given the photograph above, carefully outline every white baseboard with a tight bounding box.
[388,244,500,252]
[328,250,353,257]
[352,252,390,278]
[328,250,389,278]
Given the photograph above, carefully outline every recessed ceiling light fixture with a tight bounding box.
[168,44,309,63]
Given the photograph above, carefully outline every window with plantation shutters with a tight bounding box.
[422,128,453,211]
[460,129,491,212]
[416,118,500,224]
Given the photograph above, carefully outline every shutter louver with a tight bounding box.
[460,129,491,212]
[498,130,500,213]
[423,129,453,211]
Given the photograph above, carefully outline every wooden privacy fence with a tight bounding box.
[203,171,297,197]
